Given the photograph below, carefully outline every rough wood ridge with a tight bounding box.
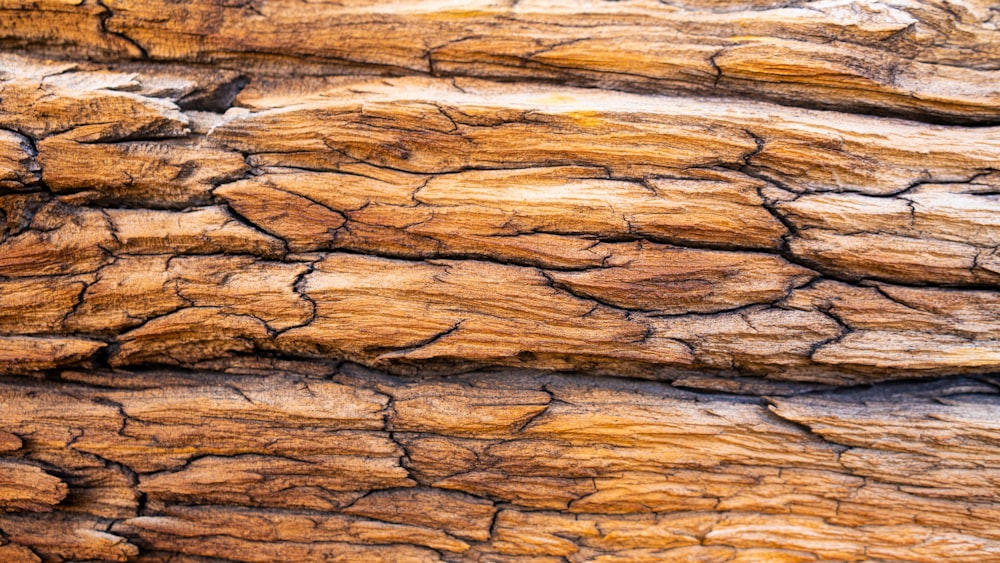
[2,56,999,383]
[2,0,1000,124]
[1,0,999,561]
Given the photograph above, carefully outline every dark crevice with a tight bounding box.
[95,0,149,59]
[274,261,319,336]
[375,321,466,361]
[515,385,554,433]
[178,75,250,113]
[214,200,290,255]
[804,307,855,361]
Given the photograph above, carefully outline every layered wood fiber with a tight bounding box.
[1,1,999,561]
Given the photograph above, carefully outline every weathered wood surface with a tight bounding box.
[2,55,999,383]
[3,367,1000,562]
[2,0,1000,560]
[1,0,999,124]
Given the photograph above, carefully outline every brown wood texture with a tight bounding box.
[1,1,999,561]
[3,368,1000,562]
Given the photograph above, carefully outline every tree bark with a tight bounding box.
[1,1,999,561]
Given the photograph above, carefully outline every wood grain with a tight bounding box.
[2,2,1000,560]
[2,57,998,383]
[2,367,1000,562]
[1,0,998,123]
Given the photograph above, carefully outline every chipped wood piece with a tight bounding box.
[342,488,496,542]
[0,513,139,563]
[217,167,789,257]
[0,431,21,453]
[38,136,247,209]
[0,460,67,512]
[544,243,816,313]
[0,202,285,279]
[0,336,105,376]
[0,59,187,143]
[0,129,39,191]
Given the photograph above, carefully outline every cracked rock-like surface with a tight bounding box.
[2,58,999,383]
[3,368,1000,562]
[1,1,1000,560]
